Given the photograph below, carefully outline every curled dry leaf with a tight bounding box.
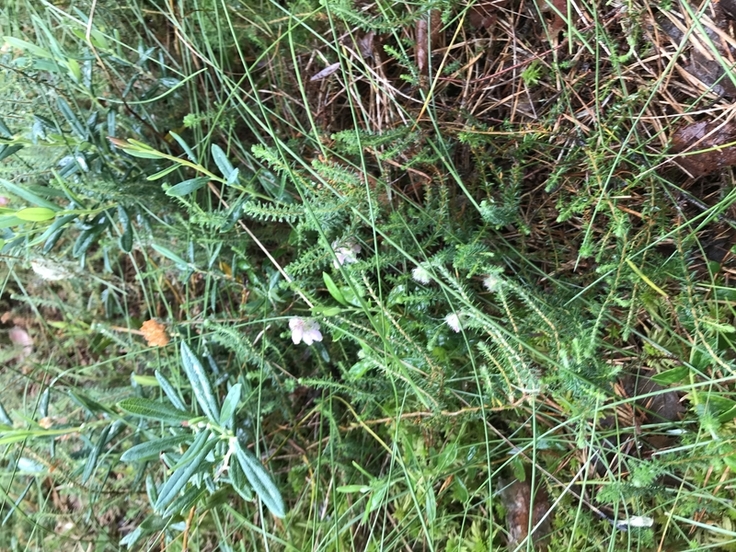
[722,0,736,20]
[672,120,736,177]
[415,10,444,76]
[416,14,429,76]
[430,10,443,52]
[658,2,736,97]
[357,31,376,60]
[499,471,552,551]
[141,319,170,347]
[468,0,507,30]
[310,62,341,82]
[543,0,569,38]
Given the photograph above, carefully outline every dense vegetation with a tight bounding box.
[2,0,736,550]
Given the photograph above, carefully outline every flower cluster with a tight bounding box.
[289,317,323,345]
[332,240,361,268]
[444,312,463,333]
[483,272,502,292]
[411,265,431,284]
[31,259,71,281]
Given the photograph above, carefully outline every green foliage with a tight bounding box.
[3,0,736,550]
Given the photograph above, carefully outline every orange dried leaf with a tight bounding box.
[141,319,170,347]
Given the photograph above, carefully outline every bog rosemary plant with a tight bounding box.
[116,342,284,548]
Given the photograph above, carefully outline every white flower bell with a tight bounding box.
[444,312,462,333]
[412,265,431,284]
[332,240,361,268]
[289,317,323,345]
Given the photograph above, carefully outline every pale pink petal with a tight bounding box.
[9,326,33,358]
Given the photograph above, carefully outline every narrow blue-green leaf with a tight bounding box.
[234,441,286,518]
[0,178,59,210]
[154,460,192,513]
[146,164,180,181]
[82,425,111,484]
[120,434,190,463]
[0,144,23,162]
[151,243,189,267]
[72,225,105,257]
[162,483,205,518]
[0,401,12,425]
[56,97,86,139]
[39,389,50,418]
[425,485,436,524]
[154,370,187,411]
[2,480,31,525]
[155,431,216,512]
[165,177,209,197]
[36,213,77,251]
[106,109,116,137]
[0,117,12,138]
[145,474,158,505]
[116,205,129,229]
[171,426,210,470]
[118,206,133,253]
[69,390,113,415]
[179,342,220,423]
[226,167,240,186]
[119,526,143,549]
[211,144,235,180]
[169,131,197,163]
[3,37,52,58]
[33,114,57,132]
[229,453,253,501]
[118,398,192,423]
[219,383,242,428]
[0,215,22,229]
